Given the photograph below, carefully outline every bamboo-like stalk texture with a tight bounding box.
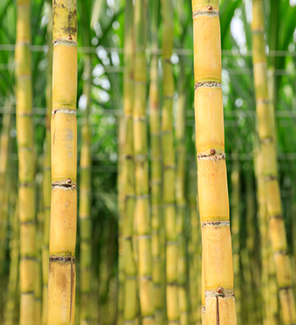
[251,1,296,323]
[160,0,179,323]
[244,172,260,325]
[0,104,12,320]
[176,65,189,325]
[36,191,43,325]
[255,151,269,325]
[79,58,92,325]
[133,1,154,324]
[79,4,92,322]
[230,156,240,322]
[149,0,163,323]
[42,3,52,324]
[192,1,237,323]
[15,1,36,324]
[188,164,201,325]
[47,1,78,324]
[4,200,19,325]
[123,1,137,323]
[117,117,125,325]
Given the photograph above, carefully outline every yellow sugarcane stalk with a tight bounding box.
[4,199,19,325]
[192,1,237,323]
[251,1,296,323]
[79,53,92,325]
[244,172,261,325]
[255,150,269,325]
[123,0,137,323]
[160,0,179,323]
[35,188,43,325]
[0,103,12,319]
[188,164,201,325]
[149,1,163,323]
[134,1,154,324]
[118,117,125,325]
[15,0,36,324]
[41,3,52,324]
[176,60,189,325]
[230,156,240,322]
[47,1,77,324]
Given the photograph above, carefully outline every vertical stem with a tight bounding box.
[79,3,92,321]
[117,117,125,325]
[251,1,296,323]
[123,1,137,324]
[0,103,12,321]
[160,0,179,323]
[4,198,19,325]
[134,1,154,324]
[189,162,201,325]
[47,1,78,324]
[230,155,240,322]
[176,65,189,325]
[149,0,164,324]
[15,0,36,323]
[191,1,237,323]
[42,2,52,324]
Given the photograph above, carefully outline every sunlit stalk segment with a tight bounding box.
[251,1,296,323]
[42,3,52,324]
[47,1,78,324]
[79,3,92,322]
[160,0,179,323]
[192,1,237,324]
[133,1,154,324]
[15,0,36,324]
[149,1,163,323]
[123,0,137,323]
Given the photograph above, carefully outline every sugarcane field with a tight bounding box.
[1,0,296,324]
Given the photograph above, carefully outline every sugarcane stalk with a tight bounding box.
[133,1,154,324]
[47,1,78,323]
[251,1,296,323]
[176,68,189,325]
[230,155,240,322]
[15,0,36,323]
[188,163,201,325]
[192,1,237,323]
[160,0,179,323]
[0,103,12,320]
[118,117,125,325]
[123,1,138,323]
[79,3,92,322]
[4,197,19,325]
[149,1,164,323]
[41,3,52,324]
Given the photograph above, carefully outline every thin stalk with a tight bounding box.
[123,1,137,323]
[176,64,189,325]
[0,103,12,321]
[134,1,154,324]
[117,117,125,325]
[41,2,52,324]
[188,163,201,325]
[230,155,240,322]
[15,0,36,323]
[35,178,43,325]
[192,1,237,323]
[149,0,163,323]
[47,0,78,323]
[160,0,179,323]
[4,199,19,325]
[251,1,296,323]
[79,2,92,322]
